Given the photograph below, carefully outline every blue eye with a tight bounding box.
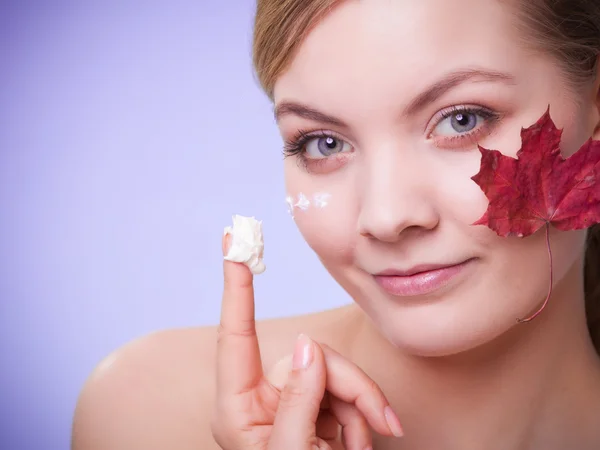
[305,135,352,159]
[451,112,478,132]
[435,111,483,136]
[426,106,501,149]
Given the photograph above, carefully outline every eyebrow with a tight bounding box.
[273,68,516,126]
[274,101,347,127]
[403,68,516,116]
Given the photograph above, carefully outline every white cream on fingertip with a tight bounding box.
[223,214,266,275]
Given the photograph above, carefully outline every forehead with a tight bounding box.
[274,0,527,106]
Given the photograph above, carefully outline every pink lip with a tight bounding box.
[373,259,475,297]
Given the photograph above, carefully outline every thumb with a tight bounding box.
[265,354,293,392]
[268,334,328,450]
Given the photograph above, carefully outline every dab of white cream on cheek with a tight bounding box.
[285,195,295,218]
[296,193,311,210]
[313,192,332,208]
[285,192,332,218]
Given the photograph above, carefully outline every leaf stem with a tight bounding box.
[517,222,553,323]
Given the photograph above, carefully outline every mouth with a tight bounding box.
[373,258,476,297]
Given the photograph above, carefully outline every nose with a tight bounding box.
[357,153,440,243]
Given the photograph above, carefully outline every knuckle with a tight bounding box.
[364,377,384,402]
[216,321,257,344]
[366,377,380,394]
[280,378,319,411]
[281,384,323,414]
[280,383,306,408]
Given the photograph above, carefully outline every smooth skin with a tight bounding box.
[211,236,402,450]
[72,242,400,450]
[73,1,600,449]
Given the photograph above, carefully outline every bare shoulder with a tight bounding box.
[71,304,357,450]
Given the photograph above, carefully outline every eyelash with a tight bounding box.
[430,105,500,147]
[283,128,331,158]
[282,105,501,162]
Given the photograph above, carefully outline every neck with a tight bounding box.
[351,259,600,450]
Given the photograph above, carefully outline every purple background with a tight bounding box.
[0,2,349,449]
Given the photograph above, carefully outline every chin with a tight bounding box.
[327,262,533,358]
[393,334,498,358]
[368,299,518,359]
[388,328,509,359]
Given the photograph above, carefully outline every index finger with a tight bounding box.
[320,344,404,437]
[216,233,263,396]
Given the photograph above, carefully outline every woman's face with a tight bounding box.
[273,0,598,356]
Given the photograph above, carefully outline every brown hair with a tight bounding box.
[252,0,600,351]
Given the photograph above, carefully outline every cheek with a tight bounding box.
[538,228,587,283]
[289,190,357,263]
[558,111,596,157]
[428,154,489,226]
[489,227,586,316]
[284,169,357,265]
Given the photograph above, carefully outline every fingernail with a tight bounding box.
[384,406,404,437]
[292,334,313,369]
[222,232,231,257]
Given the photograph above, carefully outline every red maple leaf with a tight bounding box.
[471,108,600,322]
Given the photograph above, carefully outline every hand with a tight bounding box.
[211,235,404,449]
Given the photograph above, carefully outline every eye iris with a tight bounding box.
[318,136,342,156]
[451,112,477,132]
